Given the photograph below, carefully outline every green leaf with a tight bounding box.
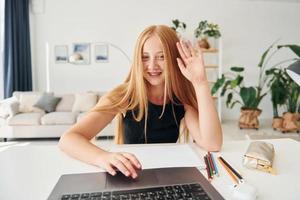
[286,81,300,112]
[271,81,288,106]
[258,44,273,67]
[226,93,233,108]
[265,68,277,76]
[211,75,225,95]
[221,81,231,96]
[230,75,243,88]
[278,45,300,57]
[258,92,268,105]
[230,67,244,72]
[172,19,179,28]
[240,87,257,108]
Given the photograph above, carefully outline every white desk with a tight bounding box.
[0,139,299,200]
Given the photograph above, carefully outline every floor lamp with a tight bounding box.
[286,59,300,86]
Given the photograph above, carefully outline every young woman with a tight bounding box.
[58,25,222,179]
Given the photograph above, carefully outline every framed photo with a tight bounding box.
[95,43,109,63]
[70,43,90,64]
[54,45,68,63]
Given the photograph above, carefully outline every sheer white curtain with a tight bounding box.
[0,0,4,100]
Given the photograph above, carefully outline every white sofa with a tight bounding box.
[0,91,116,141]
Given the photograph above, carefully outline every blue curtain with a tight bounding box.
[4,0,32,98]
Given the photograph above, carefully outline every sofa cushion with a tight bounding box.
[19,93,45,113]
[41,112,77,125]
[8,113,44,125]
[34,94,62,113]
[0,97,19,118]
[55,94,75,112]
[72,93,98,112]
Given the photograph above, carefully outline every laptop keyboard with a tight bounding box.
[60,183,211,200]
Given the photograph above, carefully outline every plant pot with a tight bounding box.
[198,38,210,49]
[294,113,300,121]
[281,112,300,133]
[272,117,283,131]
[239,108,261,130]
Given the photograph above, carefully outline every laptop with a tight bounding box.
[47,167,224,200]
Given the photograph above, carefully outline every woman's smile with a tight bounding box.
[148,71,162,76]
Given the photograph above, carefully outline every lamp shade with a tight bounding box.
[286,60,300,86]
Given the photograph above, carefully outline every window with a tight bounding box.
[0,0,4,100]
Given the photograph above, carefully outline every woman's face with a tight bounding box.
[142,35,165,88]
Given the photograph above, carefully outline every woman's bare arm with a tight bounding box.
[176,40,223,151]
[58,96,141,178]
[184,82,223,151]
[58,108,115,164]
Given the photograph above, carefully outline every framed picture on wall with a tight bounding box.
[69,43,90,65]
[95,43,109,63]
[54,45,68,63]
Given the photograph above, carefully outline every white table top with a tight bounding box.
[0,138,299,200]
[201,138,300,200]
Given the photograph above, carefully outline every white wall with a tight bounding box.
[30,0,300,119]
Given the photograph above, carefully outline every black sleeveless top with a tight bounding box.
[123,101,185,144]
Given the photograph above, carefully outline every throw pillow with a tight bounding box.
[19,93,44,113]
[7,101,20,116]
[0,97,19,118]
[34,94,62,113]
[72,93,98,112]
[55,94,75,112]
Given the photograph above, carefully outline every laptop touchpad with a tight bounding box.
[106,169,159,189]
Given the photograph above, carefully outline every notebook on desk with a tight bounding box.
[47,167,224,200]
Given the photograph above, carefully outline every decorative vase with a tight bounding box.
[239,108,262,130]
[198,38,210,49]
[272,117,283,131]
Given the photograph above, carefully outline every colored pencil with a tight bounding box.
[217,157,239,185]
[211,153,219,177]
[204,156,212,180]
[219,156,243,182]
[205,155,214,178]
[207,152,216,175]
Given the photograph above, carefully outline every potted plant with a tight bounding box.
[264,44,300,132]
[212,42,300,130]
[266,68,288,131]
[170,19,186,38]
[282,75,300,133]
[194,20,221,49]
[211,66,266,129]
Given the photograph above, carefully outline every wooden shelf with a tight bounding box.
[205,65,218,68]
[201,48,218,53]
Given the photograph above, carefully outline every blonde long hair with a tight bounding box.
[93,25,198,144]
